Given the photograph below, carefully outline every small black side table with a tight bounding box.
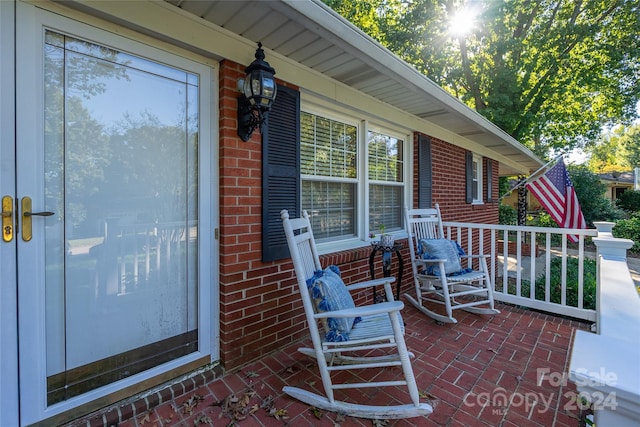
[368,241,403,303]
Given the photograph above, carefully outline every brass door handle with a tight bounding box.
[22,197,54,242]
[2,196,13,242]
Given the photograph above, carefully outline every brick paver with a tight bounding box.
[65,302,590,426]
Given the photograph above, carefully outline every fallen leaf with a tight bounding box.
[281,366,297,375]
[182,394,205,415]
[139,411,151,425]
[194,414,213,425]
[310,406,323,419]
[269,407,289,420]
[245,371,260,378]
[260,395,275,410]
[419,391,436,399]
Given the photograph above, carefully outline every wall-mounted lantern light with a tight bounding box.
[237,42,277,141]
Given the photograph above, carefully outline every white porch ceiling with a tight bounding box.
[165,0,543,175]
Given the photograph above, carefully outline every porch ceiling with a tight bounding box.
[165,0,543,175]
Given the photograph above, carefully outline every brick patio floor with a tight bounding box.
[66,302,591,427]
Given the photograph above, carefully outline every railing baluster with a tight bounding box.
[502,229,509,294]
[561,234,567,306]
[529,231,536,299]
[438,220,599,321]
[545,233,551,303]
[578,235,584,309]
[490,229,496,288]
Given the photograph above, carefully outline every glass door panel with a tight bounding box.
[43,30,199,404]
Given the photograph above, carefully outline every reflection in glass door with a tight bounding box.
[43,30,199,404]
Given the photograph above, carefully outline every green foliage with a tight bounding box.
[587,124,640,172]
[530,212,558,229]
[613,216,640,252]
[568,165,622,225]
[616,190,640,212]
[499,204,517,225]
[323,0,640,157]
[498,176,511,198]
[528,212,563,245]
[521,257,597,310]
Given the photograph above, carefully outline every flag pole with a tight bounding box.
[499,154,565,201]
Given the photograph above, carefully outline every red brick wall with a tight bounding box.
[218,62,500,370]
[412,133,499,224]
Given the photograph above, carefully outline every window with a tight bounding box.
[466,152,483,204]
[368,131,404,233]
[301,112,358,240]
[300,110,407,243]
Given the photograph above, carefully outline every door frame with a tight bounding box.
[0,0,19,425]
[11,2,220,424]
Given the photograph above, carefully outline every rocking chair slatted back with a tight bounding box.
[404,204,499,324]
[280,209,433,420]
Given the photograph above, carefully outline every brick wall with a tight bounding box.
[219,60,308,369]
[218,62,500,370]
[412,133,499,224]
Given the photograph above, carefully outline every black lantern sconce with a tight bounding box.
[237,42,277,141]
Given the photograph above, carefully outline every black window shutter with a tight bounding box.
[465,151,473,204]
[418,135,432,209]
[262,85,300,262]
[485,158,494,202]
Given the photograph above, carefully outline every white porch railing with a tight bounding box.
[441,221,599,321]
[568,222,640,426]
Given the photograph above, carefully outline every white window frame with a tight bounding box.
[300,100,411,253]
[472,153,483,204]
[365,123,408,238]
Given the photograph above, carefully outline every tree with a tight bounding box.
[568,165,621,225]
[586,123,640,172]
[323,0,640,158]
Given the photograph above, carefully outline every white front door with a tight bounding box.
[8,3,217,424]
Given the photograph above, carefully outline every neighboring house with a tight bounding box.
[598,170,638,203]
[0,1,542,425]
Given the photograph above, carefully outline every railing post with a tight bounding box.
[569,222,640,426]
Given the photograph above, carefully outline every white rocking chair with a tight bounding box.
[280,209,432,420]
[405,204,499,324]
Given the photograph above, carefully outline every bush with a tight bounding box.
[613,215,640,252]
[616,190,640,213]
[528,212,564,245]
[521,257,597,310]
[499,204,517,225]
[530,211,558,228]
[569,165,623,225]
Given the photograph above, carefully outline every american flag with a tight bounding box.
[526,158,586,242]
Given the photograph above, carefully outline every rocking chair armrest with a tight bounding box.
[344,277,395,292]
[413,258,447,265]
[313,301,404,319]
